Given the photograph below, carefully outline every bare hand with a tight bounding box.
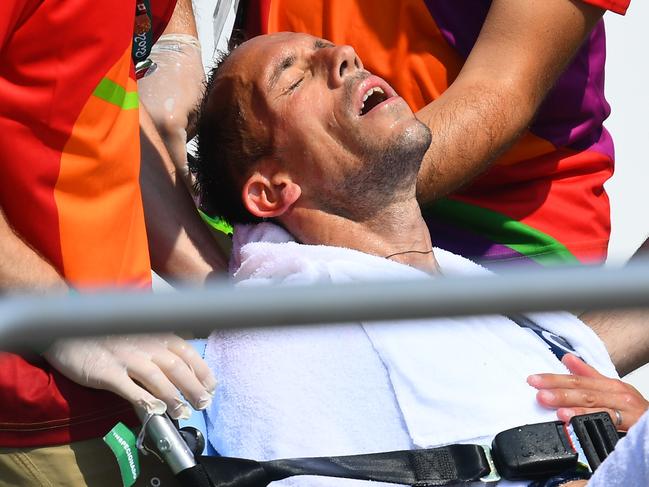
[527,353,648,431]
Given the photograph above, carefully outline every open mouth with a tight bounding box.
[359,86,389,116]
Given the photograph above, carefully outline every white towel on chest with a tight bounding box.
[206,222,617,486]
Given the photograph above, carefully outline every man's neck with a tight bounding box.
[283,198,439,274]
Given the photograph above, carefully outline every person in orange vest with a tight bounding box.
[0,1,223,485]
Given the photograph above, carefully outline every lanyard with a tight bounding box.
[507,313,583,361]
[132,0,154,66]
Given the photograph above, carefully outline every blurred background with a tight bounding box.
[605,2,649,264]
[602,1,649,393]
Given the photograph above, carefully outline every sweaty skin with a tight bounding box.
[207,32,438,273]
[529,354,649,431]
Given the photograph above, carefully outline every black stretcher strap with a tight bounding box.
[197,444,490,487]
[180,413,621,487]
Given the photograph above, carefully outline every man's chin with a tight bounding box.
[350,119,430,195]
[390,117,432,164]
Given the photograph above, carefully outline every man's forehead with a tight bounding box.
[243,32,322,57]
[223,33,333,85]
[208,32,335,123]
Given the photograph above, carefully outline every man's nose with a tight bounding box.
[327,45,363,87]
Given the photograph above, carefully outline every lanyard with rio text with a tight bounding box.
[132,0,154,69]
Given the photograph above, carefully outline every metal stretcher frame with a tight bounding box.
[2,259,649,485]
[1,259,649,349]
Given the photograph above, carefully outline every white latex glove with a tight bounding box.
[138,34,205,191]
[43,334,217,419]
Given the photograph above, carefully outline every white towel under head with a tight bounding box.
[206,222,617,486]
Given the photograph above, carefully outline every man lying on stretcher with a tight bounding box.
[191,32,649,486]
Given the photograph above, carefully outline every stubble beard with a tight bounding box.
[318,117,432,222]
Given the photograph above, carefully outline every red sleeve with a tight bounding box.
[0,0,31,51]
[581,0,630,15]
[151,0,178,42]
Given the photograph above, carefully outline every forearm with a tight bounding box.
[159,0,202,139]
[139,0,224,285]
[415,0,604,204]
[580,308,649,376]
[0,207,67,292]
[415,80,531,202]
[579,238,649,376]
[138,0,204,190]
[162,0,198,37]
[139,106,228,284]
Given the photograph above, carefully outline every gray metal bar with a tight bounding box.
[144,414,197,474]
[1,260,649,350]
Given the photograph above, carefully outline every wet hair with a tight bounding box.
[192,36,273,225]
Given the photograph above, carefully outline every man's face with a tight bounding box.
[221,32,431,219]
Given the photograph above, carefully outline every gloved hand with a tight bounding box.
[138,34,205,191]
[43,334,217,419]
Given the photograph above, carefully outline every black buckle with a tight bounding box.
[569,411,619,472]
[491,420,578,480]
[491,413,621,480]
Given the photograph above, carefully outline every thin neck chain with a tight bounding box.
[384,249,434,260]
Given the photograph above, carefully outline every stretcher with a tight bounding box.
[144,410,621,486]
[142,343,619,486]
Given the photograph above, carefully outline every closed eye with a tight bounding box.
[286,77,304,93]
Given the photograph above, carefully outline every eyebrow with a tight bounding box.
[314,39,334,49]
[267,39,335,91]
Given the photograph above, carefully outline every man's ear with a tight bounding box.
[242,166,302,219]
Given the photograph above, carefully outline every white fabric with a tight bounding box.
[206,222,617,486]
[587,409,649,486]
